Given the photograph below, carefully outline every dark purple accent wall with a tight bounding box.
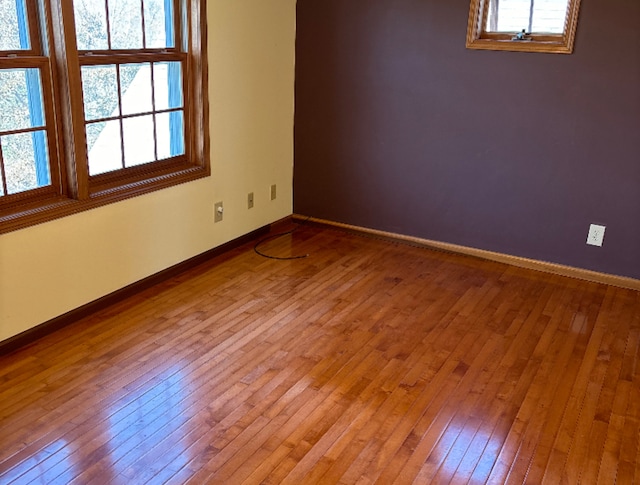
[293,0,640,279]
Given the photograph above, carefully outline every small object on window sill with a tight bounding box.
[512,29,532,41]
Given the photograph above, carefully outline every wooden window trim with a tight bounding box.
[0,0,209,235]
[0,2,64,215]
[466,0,582,54]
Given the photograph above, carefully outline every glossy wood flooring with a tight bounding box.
[1,223,639,484]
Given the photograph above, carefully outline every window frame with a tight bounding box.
[0,1,64,212]
[466,0,582,54]
[0,0,209,234]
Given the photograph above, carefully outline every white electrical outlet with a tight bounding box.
[586,224,605,247]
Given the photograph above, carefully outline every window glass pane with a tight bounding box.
[153,62,183,110]
[81,65,119,120]
[488,0,531,32]
[121,63,153,115]
[486,0,568,33]
[531,0,568,33]
[2,131,50,194]
[156,110,183,159]
[87,120,123,175]
[0,0,28,50]
[123,115,155,167]
[73,0,108,50]
[0,69,45,132]
[109,0,143,49]
[144,0,174,48]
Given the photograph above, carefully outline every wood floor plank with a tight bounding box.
[500,282,600,484]
[1,224,638,484]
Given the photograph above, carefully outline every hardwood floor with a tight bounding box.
[1,223,639,484]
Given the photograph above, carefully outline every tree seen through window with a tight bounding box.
[0,0,185,195]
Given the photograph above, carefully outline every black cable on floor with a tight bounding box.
[253,218,310,260]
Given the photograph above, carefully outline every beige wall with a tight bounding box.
[0,0,297,342]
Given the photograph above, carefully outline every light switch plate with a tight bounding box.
[214,201,223,222]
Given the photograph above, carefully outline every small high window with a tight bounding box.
[466,0,582,54]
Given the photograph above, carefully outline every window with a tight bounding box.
[466,0,582,53]
[0,0,60,209]
[0,0,208,233]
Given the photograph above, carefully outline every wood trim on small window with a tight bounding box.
[466,0,582,54]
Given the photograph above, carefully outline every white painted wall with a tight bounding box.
[0,0,297,342]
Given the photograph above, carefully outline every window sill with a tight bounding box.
[0,165,209,235]
[466,37,574,54]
